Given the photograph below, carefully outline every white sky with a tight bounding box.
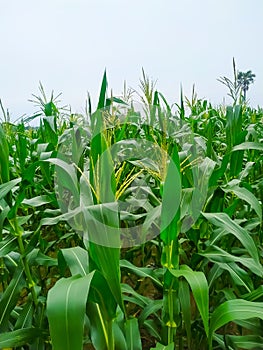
[1,0,263,119]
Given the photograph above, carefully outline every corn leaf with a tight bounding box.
[209,299,263,349]
[0,178,21,200]
[169,265,209,336]
[47,272,95,350]
[125,318,142,350]
[0,264,26,332]
[59,246,89,277]
[0,328,46,348]
[202,212,260,263]
[150,342,174,350]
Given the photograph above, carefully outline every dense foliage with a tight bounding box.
[0,73,263,350]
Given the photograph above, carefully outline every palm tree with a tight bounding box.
[237,70,256,101]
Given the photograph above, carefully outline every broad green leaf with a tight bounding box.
[86,302,109,350]
[59,246,89,277]
[160,144,181,245]
[47,272,95,350]
[44,158,79,204]
[160,145,181,269]
[209,299,263,348]
[169,265,209,336]
[0,327,46,348]
[83,202,124,311]
[125,318,142,350]
[88,271,117,321]
[113,320,128,350]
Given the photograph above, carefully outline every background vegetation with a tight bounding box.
[0,68,262,350]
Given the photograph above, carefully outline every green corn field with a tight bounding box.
[0,71,263,350]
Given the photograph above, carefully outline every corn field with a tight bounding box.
[0,72,263,350]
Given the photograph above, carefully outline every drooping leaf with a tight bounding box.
[202,212,260,263]
[169,265,209,336]
[222,182,262,221]
[209,299,263,349]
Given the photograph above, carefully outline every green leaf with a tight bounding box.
[138,299,163,324]
[217,261,253,292]
[59,246,89,277]
[160,144,181,245]
[47,272,95,350]
[226,335,263,349]
[222,182,262,221]
[209,299,263,348]
[0,178,21,200]
[0,236,17,257]
[44,158,79,204]
[121,283,151,308]
[97,69,108,110]
[125,318,142,350]
[200,245,263,277]
[179,279,191,348]
[169,265,209,336]
[113,320,128,350]
[0,327,46,348]
[150,343,174,350]
[202,212,259,263]
[22,194,54,207]
[0,265,26,331]
[0,124,10,184]
[14,300,34,330]
[88,271,117,321]
[120,259,162,288]
[232,141,263,152]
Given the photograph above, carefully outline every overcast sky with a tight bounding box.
[1,0,263,120]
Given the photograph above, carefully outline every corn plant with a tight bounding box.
[0,72,262,350]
